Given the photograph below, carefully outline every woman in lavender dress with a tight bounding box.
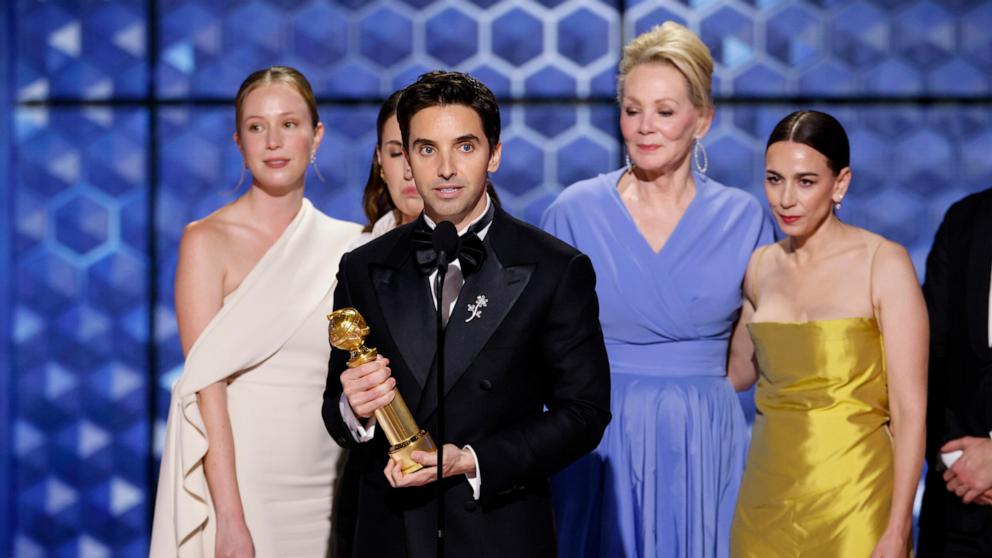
[542,22,771,558]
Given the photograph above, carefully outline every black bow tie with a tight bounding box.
[412,208,493,277]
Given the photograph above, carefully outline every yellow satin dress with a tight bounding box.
[731,317,896,557]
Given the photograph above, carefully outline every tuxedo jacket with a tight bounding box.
[322,208,611,558]
[920,188,992,537]
[924,188,992,458]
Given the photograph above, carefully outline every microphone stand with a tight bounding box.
[433,251,448,558]
[430,219,459,558]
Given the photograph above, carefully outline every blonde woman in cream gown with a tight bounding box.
[728,111,927,557]
[150,67,361,557]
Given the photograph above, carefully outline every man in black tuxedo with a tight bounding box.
[322,71,611,558]
[918,188,992,556]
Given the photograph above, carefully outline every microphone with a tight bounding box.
[432,220,460,268]
[430,219,459,557]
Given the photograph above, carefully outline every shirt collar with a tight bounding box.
[422,194,493,240]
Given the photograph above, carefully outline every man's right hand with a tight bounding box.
[341,356,396,419]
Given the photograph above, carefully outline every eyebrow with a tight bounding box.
[766,170,820,178]
[411,134,481,147]
[622,97,680,105]
[243,111,302,120]
[383,140,403,147]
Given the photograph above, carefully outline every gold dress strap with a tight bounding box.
[748,243,773,306]
[864,232,885,319]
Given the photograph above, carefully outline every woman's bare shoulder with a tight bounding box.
[847,227,916,288]
[851,227,910,266]
[752,238,790,269]
[743,240,789,302]
[180,203,247,256]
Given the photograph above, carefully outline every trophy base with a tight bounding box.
[388,430,437,475]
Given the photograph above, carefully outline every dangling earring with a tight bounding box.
[693,138,708,175]
[625,151,634,173]
[834,198,843,211]
[310,150,325,182]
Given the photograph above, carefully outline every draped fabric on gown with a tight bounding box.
[150,199,361,557]
[732,318,894,557]
[542,168,772,558]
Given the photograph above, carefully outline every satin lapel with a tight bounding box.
[414,246,534,424]
[966,200,992,359]
[371,258,436,391]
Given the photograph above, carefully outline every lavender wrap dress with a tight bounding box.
[541,168,772,558]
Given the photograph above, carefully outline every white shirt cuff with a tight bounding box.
[464,444,482,500]
[339,393,376,442]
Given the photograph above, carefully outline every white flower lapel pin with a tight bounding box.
[465,294,489,323]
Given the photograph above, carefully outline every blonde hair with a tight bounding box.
[234,66,320,135]
[618,21,714,111]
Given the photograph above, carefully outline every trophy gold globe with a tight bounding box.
[328,307,436,474]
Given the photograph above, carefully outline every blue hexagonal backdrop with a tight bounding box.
[11,107,150,556]
[15,1,148,101]
[4,1,992,556]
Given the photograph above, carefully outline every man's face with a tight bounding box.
[406,104,501,228]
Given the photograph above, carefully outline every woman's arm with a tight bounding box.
[175,223,254,557]
[727,247,763,391]
[871,241,928,557]
[727,298,758,391]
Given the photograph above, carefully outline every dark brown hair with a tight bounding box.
[766,110,850,174]
[395,70,501,151]
[362,86,501,232]
[361,90,405,232]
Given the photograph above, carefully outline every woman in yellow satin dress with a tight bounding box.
[727,110,928,557]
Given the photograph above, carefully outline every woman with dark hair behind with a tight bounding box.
[355,89,424,243]
[729,110,927,557]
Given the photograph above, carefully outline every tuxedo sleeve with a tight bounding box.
[471,252,611,502]
[922,206,963,459]
[322,251,364,448]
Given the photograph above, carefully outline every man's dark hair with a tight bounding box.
[396,70,501,151]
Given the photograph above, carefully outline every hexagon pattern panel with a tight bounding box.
[16,0,990,102]
[6,1,992,557]
[14,0,148,101]
[12,107,150,557]
[155,0,622,99]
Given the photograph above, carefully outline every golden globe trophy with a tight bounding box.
[328,307,437,474]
